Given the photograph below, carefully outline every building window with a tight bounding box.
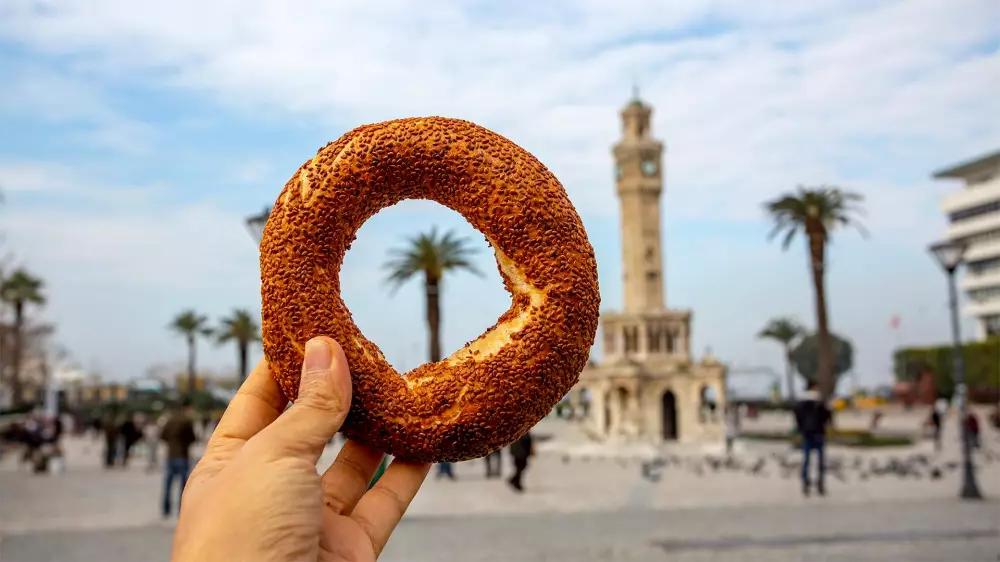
[968,286,1000,303]
[967,256,1000,276]
[624,326,639,353]
[699,385,718,423]
[666,332,675,353]
[984,315,1000,336]
[604,329,617,354]
[958,228,1000,246]
[948,199,1000,223]
[648,325,662,352]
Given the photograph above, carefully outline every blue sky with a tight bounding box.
[0,0,998,396]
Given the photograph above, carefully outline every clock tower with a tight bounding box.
[613,93,665,312]
[572,91,727,446]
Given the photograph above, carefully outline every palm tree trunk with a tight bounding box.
[187,334,197,397]
[0,320,7,403]
[10,301,23,407]
[238,341,249,384]
[784,346,797,403]
[426,275,442,362]
[807,231,834,400]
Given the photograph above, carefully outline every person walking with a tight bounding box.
[144,413,162,472]
[964,411,981,450]
[794,382,831,497]
[483,450,502,478]
[507,430,534,493]
[929,407,943,452]
[724,404,740,456]
[102,413,120,469]
[435,462,456,480]
[160,401,197,518]
[119,414,141,468]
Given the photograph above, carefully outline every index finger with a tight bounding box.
[203,358,287,462]
[349,460,430,557]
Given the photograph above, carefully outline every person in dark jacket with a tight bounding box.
[964,411,981,449]
[507,431,534,492]
[929,408,943,452]
[794,382,831,497]
[435,462,456,481]
[102,413,120,469]
[119,414,142,467]
[160,401,198,517]
[484,449,502,478]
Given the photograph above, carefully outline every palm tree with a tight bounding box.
[0,268,45,407]
[384,228,481,362]
[758,317,805,403]
[216,309,260,384]
[765,185,864,399]
[170,310,211,396]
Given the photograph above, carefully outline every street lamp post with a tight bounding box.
[245,207,271,246]
[928,239,983,500]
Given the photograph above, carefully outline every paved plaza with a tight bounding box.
[4,500,998,562]
[1,408,998,560]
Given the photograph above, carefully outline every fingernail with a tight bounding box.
[303,337,333,374]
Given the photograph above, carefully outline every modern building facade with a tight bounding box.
[936,150,1000,339]
[568,94,726,444]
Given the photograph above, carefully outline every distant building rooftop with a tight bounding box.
[933,149,1000,180]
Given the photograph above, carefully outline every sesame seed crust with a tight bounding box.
[260,117,599,462]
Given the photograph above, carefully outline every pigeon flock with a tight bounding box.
[557,443,999,485]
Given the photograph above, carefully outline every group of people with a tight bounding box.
[0,411,66,473]
[97,407,214,472]
[927,402,985,452]
[99,411,152,469]
[795,383,996,498]
[0,402,203,518]
[97,402,201,517]
[436,430,535,492]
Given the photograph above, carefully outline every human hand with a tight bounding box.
[172,336,430,561]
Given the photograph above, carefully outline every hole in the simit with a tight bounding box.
[340,199,508,373]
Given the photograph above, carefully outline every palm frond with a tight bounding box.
[0,268,46,307]
[758,317,805,344]
[765,185,866,250]
[382,227,482,293]
[170,309,210,338]
[216,308,261,345]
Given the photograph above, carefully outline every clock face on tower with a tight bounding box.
[641,159,658,177]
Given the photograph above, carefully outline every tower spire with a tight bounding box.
[613,94,665,312]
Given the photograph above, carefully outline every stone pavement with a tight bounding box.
[2,500,997,561]
[1,408,999,560]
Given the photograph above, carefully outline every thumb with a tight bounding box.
[252,336,352,462]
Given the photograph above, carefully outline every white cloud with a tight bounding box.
[0,162,75,192]
[3,2,996,220]
[1,0,998,386]
[0,66,156,154]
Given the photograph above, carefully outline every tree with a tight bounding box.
[765,186,864,399]
[758,317,805,403]
[216,309,260,384]
[384,228,481,362]
[170,310,211,396]
[894,338,1000,401]
[0,268,45,407]
[790,332,853,390]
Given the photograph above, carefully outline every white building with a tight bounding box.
[937,150,1000,338]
